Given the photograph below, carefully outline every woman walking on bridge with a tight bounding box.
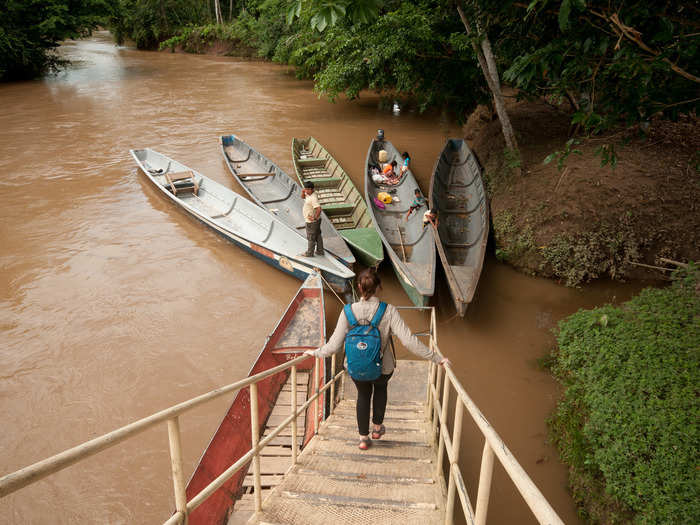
[306,268,448,449]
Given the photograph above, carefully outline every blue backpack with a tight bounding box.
[344,302,387,381]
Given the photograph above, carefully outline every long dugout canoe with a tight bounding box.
[130,148,354,293]
[429,139,489,316]
[292,137,383,267]
[185,272,326,525]
[221,135,355,268]
[364,136,436,306]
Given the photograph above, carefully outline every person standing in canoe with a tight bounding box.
[305,268,449,450]
[301,181,324,257]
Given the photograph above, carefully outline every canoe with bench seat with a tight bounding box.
[429,139,488,316]
[364,136,436,307]
[292,137,383,267]
[130,148,354,294]
[220,135,355,269]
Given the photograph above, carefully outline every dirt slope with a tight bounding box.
[466,97,700,285]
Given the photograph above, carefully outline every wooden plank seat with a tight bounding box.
[316,188,345,199]
[238,172,275,179]
[165,170,199,195]
[305,176,342,186]
[321,202,355,215]
[297,157,326,167]
[330,215,355,229]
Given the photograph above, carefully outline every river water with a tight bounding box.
[0,32,645,524]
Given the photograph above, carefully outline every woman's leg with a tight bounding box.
[352,378,373,436]
[371,373,393,427]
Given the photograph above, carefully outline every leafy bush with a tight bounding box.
[550,265,700,523]
[492,210,534,262]
[541,217,641,286]
[110,0,210,49]
[159,22,255,55]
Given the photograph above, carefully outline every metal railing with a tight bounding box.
[0,352,342,525]
[423,307,565,525]
[1,306,564,525]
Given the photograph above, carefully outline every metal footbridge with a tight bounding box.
[0,308,564,525]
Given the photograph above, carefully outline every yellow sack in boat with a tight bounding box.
[377,191,392,204]
[378,150,388,163]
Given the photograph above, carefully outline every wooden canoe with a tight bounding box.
[184,272,326,525]
[292,137,383,267]
[364,137,436,306]
[130,148,354,293]
[429,139,489,316]
[220,135,355,268]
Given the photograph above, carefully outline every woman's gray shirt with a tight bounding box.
[311,296,441,375]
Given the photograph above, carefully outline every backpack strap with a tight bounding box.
[344,303,359,327]
[370,302,387,328]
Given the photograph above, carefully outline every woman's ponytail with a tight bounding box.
[356,268,381,299]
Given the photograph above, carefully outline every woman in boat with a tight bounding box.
[305,268,449,450]
[380,160,400,185]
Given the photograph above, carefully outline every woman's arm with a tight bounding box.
[308,309,349,358]
[388,307,442,364]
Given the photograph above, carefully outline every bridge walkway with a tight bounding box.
[233,361,445,525]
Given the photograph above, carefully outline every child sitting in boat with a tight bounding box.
[400,152,411,174]
[405,189,426,220]
[423,208,439,228]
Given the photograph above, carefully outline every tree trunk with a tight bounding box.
[456,2,519,157]
[229,0,233,21]
[214,0,223,24]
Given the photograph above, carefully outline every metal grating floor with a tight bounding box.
[231,361,445,525]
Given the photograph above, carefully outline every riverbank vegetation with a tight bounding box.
[549,264,699,523]
[0,0,109,80]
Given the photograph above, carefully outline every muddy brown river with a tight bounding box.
[0,32,645,523]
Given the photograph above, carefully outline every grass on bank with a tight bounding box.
[549,264,699,524]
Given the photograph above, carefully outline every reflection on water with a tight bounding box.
[0,32,646,523]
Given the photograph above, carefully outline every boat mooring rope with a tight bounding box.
[317,270,348,306]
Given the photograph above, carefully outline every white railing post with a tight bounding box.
[435,369,451,476]
[445,402,464,525]
[314,357,320,435]
[291,365,298,465]
[167,417,188,525]
[426,361,436,414]
[249,382,262,513]
[330,354,336,415]
[431,366,444,442]
[474,441,495,525]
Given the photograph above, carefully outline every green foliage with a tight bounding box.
[159,22,255,55]
[551,265,700,523]
[541,217,640,286]
[594,142,618,170]
[286,0,381,31]
[504,1,700,136]
[279,2,484,115]
[543,138,583,172]
[493,210,534,262]
[0,0,110,80]
[110,0,211,49]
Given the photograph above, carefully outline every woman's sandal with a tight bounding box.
[358,436,371,450]
[371,424,386,440]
